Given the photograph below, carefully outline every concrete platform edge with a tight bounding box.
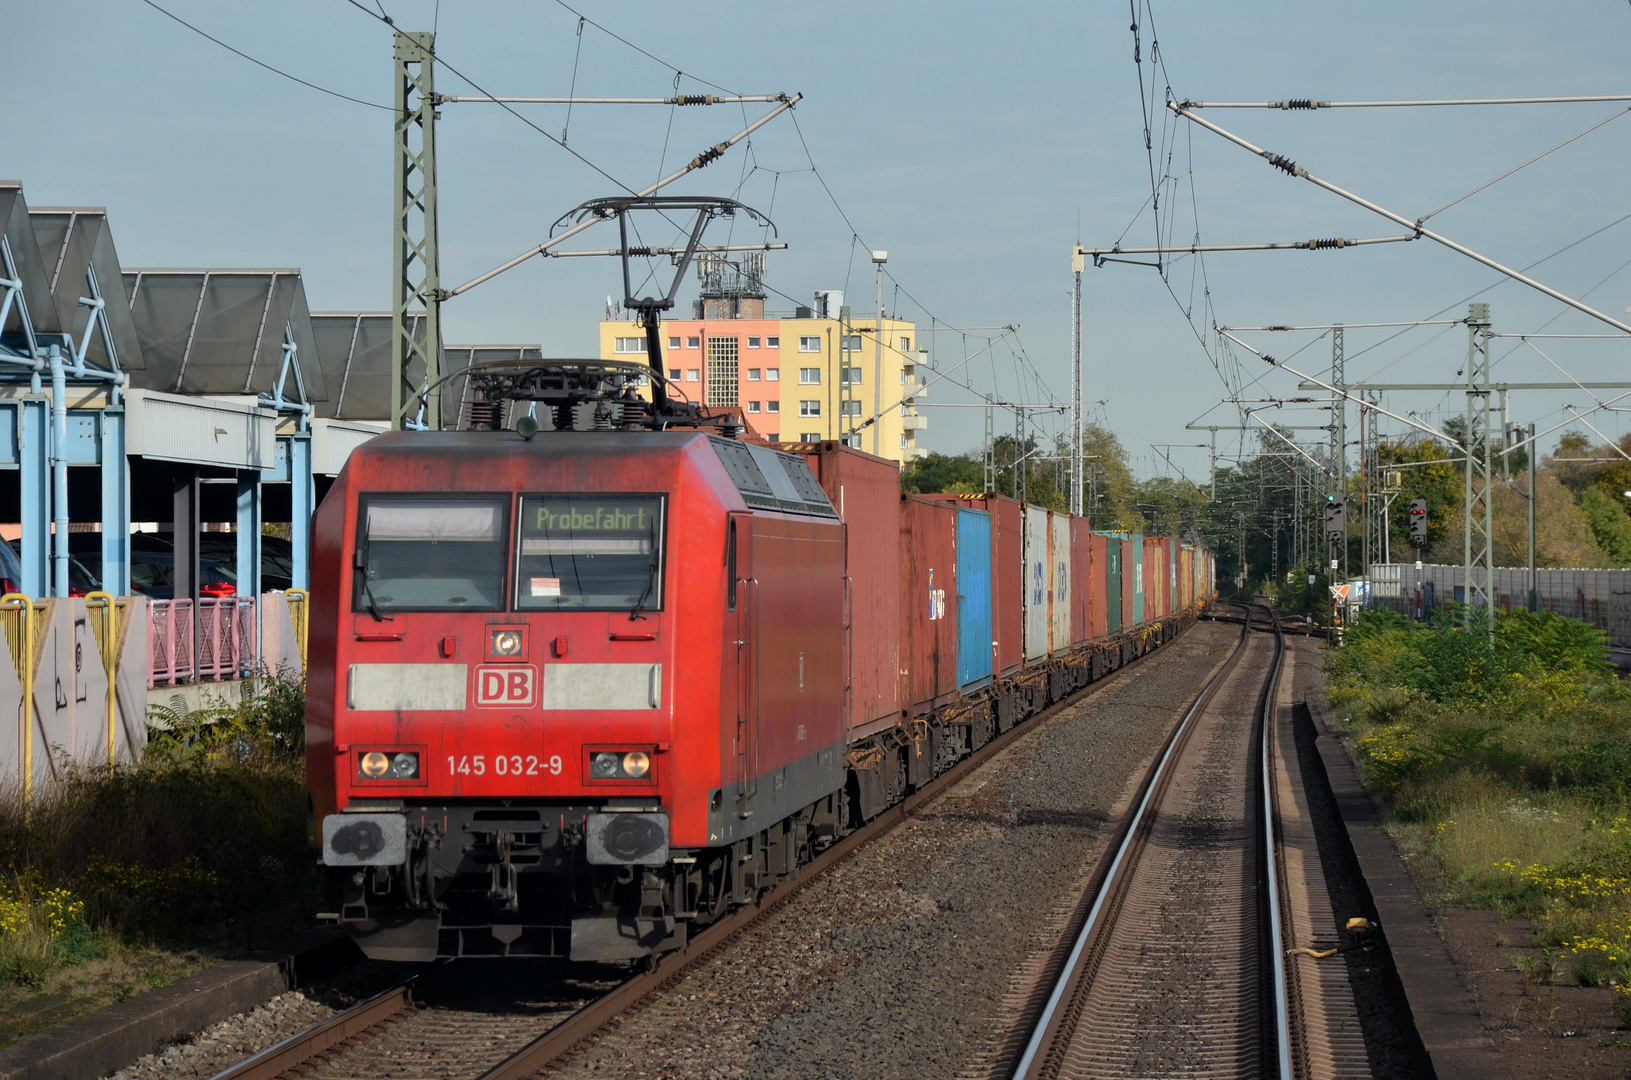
[1302,668,1511,1078]
[0,929,356,1080]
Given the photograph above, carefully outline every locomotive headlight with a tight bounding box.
[359,751,418,780]
[589,749,655,780]
[490,629,523,656]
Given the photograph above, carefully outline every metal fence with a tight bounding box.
[148,597,258,687]
[1368,563,1631,645]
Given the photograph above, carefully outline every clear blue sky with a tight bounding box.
[5,1,1629,481]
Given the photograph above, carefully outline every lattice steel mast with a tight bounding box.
[1465,303,1494,633]
[391,31,441,431]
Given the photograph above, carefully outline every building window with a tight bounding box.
[687,336,700,349]
[798,336,821,352]
[766,433,779,442]
[747,336,761,348]
[799,367,821,385]
[844,367,862,384]
[800,400,821,417]
[668,368,681,380]
[841,400,862,416]
[748,401,761,413]
[901,434,909,448]
[686,369,700,382]
[766,367,779,381]
[668,336,681,349]
[747,368,761,381]
[801,432,822,442]
[767,400,779,413]
[900,337,911,353]
[841,335,862,353]
[614,337,647,353]
[707,337,739,408]
[766,336,779,348]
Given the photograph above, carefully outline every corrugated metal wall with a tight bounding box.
[1023,506,1048,660]
[1050,513,1071,654]
[956,509,993,689]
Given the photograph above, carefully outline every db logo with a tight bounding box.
[475,666,536,707]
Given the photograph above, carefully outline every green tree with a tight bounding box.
[1379,437,1461,556]
[1579,486,1631,565]
[900,452,983,495]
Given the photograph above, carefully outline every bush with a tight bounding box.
[0,675,312,986]
[1330,606,1631,991]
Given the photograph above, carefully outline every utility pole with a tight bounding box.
[1015,406,1027,504]
[839,304,854,447]
[391,31,441,431]
[1465,303,1495,635]
[1071,247,1084,514]
[1528,419,1538,611]
[872,251,886,457]
[983,393,995,493]
[1331,324,1346,578]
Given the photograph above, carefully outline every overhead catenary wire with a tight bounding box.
[1417,107,1631,224]
[138,0,390,110]
[1168,101,1631,336]
[1182,94,1631,109]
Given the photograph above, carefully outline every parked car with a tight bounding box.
[22,532,288,599]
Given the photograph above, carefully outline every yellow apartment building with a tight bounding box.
[598,309,928,464]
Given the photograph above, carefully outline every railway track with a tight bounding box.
[1010,605,1302,1079]
[206,615,1209,1080]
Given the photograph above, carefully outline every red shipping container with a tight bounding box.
[800,442,903,742]
[1071,515,1092,648]
[1089,534,1109,640]
[901,495,959,716]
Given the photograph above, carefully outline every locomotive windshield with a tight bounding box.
[354,496,508,612]
[515,495,665,612]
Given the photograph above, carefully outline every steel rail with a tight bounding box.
[205,982,416,1080]
[1011,610,1252,1078]
[475,617,1204,1079]
[1259,607,1294,1080]
[199,615,1205,1080]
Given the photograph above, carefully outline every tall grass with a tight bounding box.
[1330,607,1631,999]
[0,673,311,989]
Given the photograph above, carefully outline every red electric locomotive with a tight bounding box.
[308,371,854,960]
[307,354,1212,964]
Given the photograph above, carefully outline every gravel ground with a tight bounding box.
[103,961,418,1080]
[543,618,1241,1080]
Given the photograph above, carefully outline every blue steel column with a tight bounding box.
[288,432,313,590]
[49,346,68,598]
[237,470,262,670]
[99,405,129,597]
[18,396,49,596]
[236,472,261,599]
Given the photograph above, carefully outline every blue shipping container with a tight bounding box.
[956,509,993,689]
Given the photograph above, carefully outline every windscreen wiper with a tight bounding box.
[628,517,659,620]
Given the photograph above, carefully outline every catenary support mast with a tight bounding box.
[392,31,441,431]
